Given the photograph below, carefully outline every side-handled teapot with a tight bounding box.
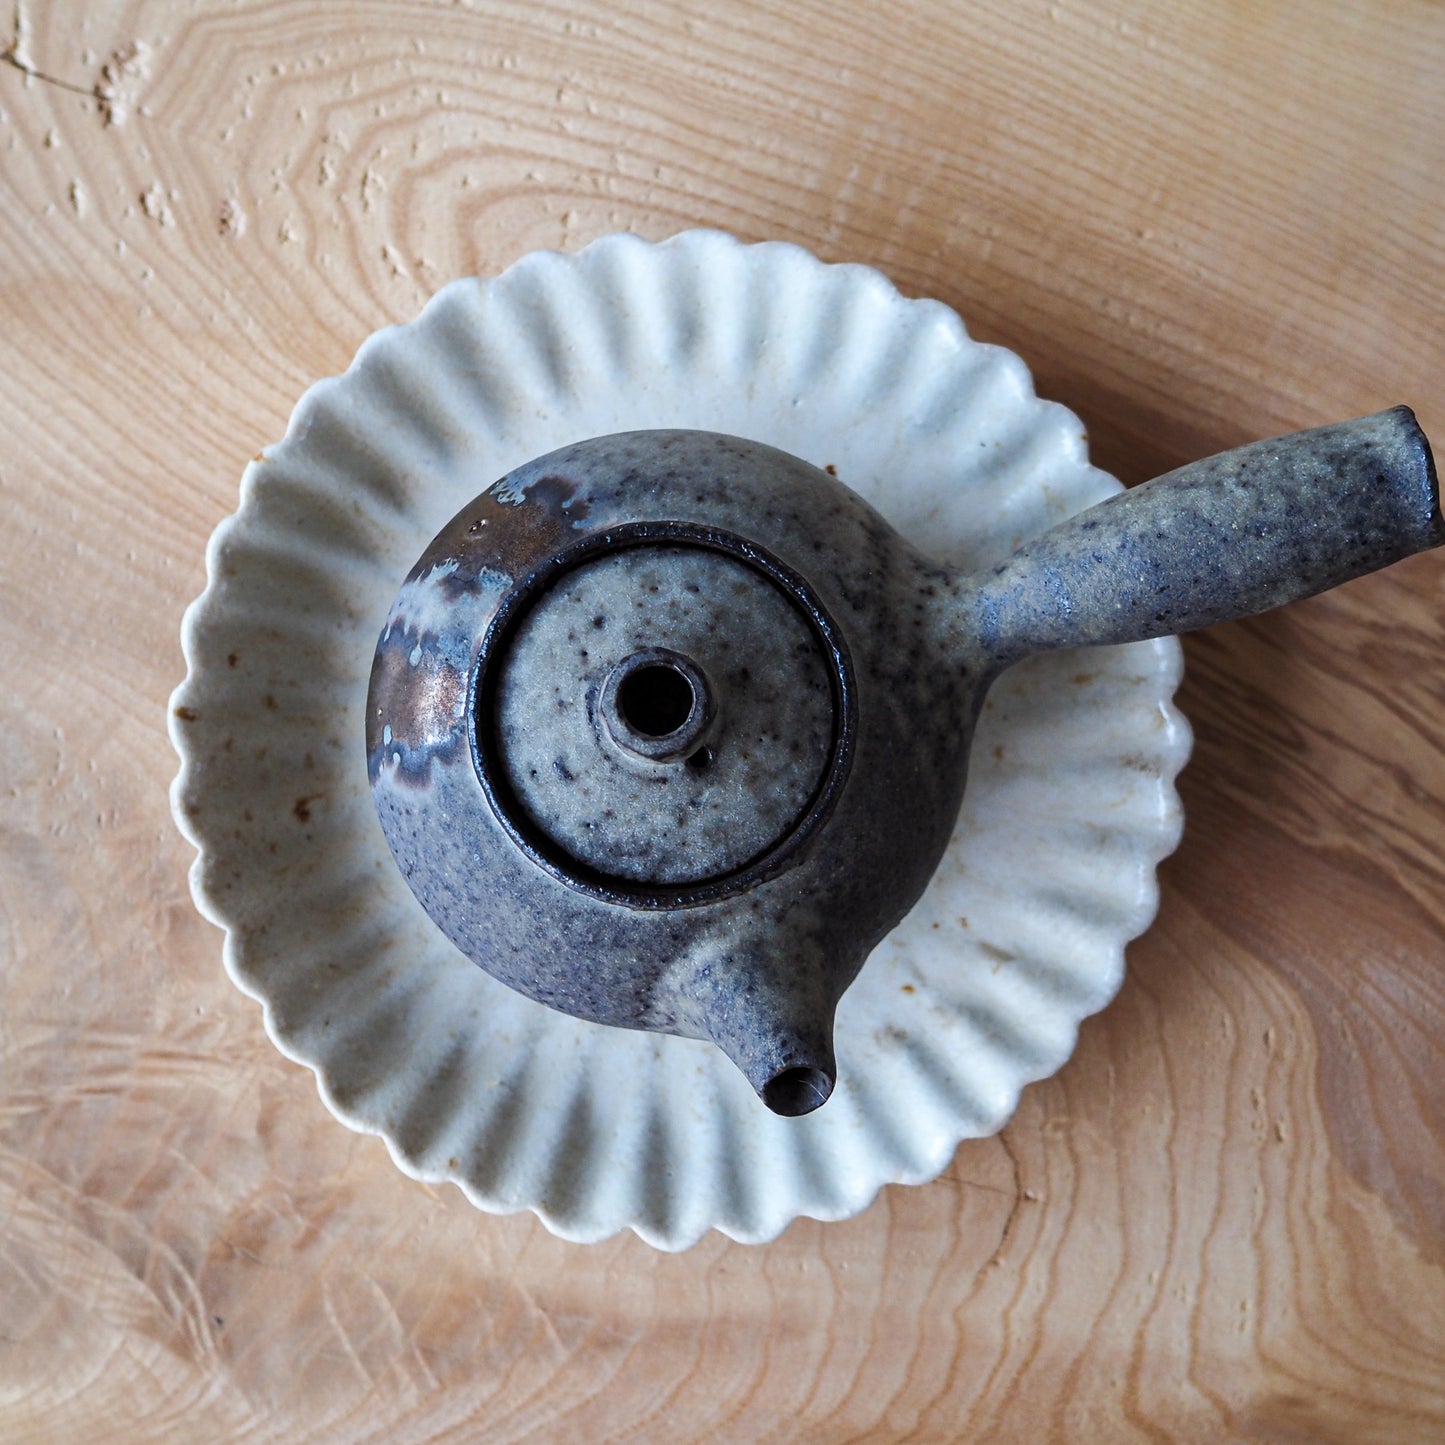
[367,409,1439,1114]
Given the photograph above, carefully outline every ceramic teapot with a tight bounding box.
[367,409,1439,1115]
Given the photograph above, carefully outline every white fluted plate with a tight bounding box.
[170,231,1190,1250]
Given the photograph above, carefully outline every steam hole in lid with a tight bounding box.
[618,662,695,737]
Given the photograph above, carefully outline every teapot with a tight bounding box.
[367,409,1439,1115]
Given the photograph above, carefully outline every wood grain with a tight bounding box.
[2,1,1443,1439]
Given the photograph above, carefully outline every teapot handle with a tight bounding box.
[968,407,1441,667]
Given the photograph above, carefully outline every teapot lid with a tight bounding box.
[477,528,846,896]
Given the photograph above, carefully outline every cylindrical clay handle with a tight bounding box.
[970,407,1441,666]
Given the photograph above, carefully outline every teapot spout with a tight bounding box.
[707,1002,837,1117]
[676,940,839,1116]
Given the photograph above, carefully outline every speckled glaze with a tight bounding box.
[369,408,1440,1114]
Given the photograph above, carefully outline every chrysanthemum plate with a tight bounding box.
[169,230,1189,1250]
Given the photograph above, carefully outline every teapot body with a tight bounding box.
[367,431,985,1111]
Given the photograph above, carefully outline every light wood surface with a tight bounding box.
[3,2,1444,1440]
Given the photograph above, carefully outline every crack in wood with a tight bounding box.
[0,46,96,100]
[989,1127,1025,1266]
[2,11,154,125]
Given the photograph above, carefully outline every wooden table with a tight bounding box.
[3,2,1443,1439]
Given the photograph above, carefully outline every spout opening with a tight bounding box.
[762,1065,835,1117]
